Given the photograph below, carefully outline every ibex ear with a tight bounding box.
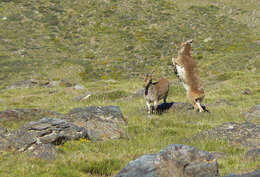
[181,42,185,47]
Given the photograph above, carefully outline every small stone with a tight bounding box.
[74,84,85,90]
[242,88,252,95]
[204,37,213,42]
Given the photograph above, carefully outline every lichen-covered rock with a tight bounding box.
[65,106,128,141]
[28,144,57,160]
[22,117,88,145]
[115,144,219,177]
[0,118,88,152]
[196,122,260,150]
[243,105,260,124]
[0,105,128,159]
[0,128,37,152]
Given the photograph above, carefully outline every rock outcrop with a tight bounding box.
[0,118,88,152]
[65,106,128,141]
[115,144,219,177]
[0,106,128,159]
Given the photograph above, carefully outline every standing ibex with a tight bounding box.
[172,39,206,112]
[144,73,170,114]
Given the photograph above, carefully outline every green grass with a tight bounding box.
[0,0,260,176]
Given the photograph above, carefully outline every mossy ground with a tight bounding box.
[0,0,259,176]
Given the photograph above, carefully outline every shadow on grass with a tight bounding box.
[154,102,210,114]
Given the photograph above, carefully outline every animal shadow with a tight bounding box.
[155,102,210,114]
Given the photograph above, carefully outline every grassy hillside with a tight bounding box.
[0,0,259,176]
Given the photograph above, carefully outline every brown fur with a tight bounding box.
[172,40,205,112]
[144,74,170,114]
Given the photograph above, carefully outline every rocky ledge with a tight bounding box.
[115,144,219,177]
[0,106,128,159]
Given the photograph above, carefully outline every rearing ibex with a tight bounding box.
[172,39,206,112]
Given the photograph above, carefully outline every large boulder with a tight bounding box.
[0,117,88,152]
[65,106,128,141]
[115,144,219,177]
[0,106,128,159]
[196,122,260,150]
[22,118,88,145]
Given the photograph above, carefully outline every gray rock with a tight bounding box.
[116,154,157,177]
[2,128,37,152]
[0,117,88,152]
[29,144,57,160]
[0,105,128,159]
[196,122,260,150]
[59,79,75,87]
[115,144,219,177]
[242,88,252,95]
[224,169,260,177]
[74,84,85,90]
[66,106,128,141]
[22,117,88,145]
[244,148,260,161]
[243,105,260,124]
